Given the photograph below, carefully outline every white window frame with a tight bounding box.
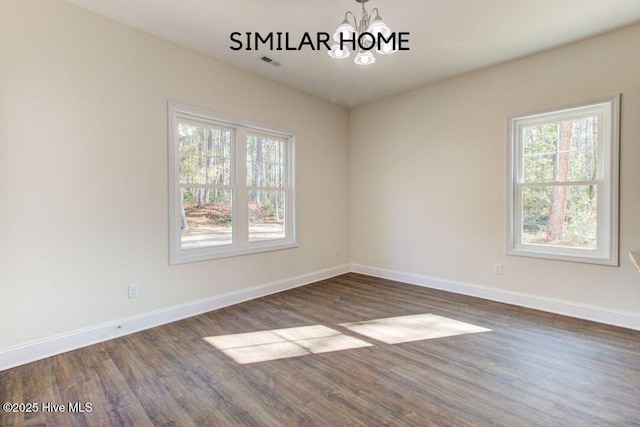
[168,102,297,264]
[506,95,620,265]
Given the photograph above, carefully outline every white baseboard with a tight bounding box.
[351,264,640,331]
[3,262,638,371]
[0,264,350,371]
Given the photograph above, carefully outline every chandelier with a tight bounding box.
[328,0,396,65]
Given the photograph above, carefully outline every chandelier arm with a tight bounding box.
[345,11,358,29]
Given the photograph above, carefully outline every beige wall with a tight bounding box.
[0,0,350,349]
[351,24,640,315]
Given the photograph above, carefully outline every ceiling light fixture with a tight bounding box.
[328,0,396,66]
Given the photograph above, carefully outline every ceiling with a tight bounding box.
[64,0,640,108]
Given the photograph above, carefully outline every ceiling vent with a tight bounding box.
[260,56,281,67]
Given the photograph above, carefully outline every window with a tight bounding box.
[507,95,619,265]
[168,102,296,264]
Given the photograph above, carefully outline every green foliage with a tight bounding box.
[178,123,231,186]
[247,135,285,188]
[249,190,285,224]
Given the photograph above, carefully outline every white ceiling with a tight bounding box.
[64,0,640,108]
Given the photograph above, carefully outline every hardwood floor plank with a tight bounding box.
[89,356,154,427]
[0,366,24,427]
[106,336,200,427]
[1,273,639,426]
[21,358,76,427]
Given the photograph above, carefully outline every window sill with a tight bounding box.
[507,247,618,266]
[170,241,298,265]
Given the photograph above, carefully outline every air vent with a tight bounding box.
[260,56,281,67]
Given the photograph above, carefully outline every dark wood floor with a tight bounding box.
[1,273,639,426]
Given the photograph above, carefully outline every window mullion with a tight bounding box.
[247,185,285,192]
[235,127,249,245]
[520,180,599,188]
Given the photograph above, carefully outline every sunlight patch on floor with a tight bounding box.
[340,313,491,344]
[204,325,372,364]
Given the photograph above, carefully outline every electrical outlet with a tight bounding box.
[128,283,139,299]
[493,263,503,275]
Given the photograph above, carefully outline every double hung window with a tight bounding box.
[507,96,619,265]
[168,102,296,264]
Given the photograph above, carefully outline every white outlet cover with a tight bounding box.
[128,283,139,298]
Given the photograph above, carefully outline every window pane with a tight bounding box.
[247,135,285,188]
[249,190,285,242]
[181,188,233,249]
[179,152,206,184]
[522,185,597,249]
[566,150,596,182]
[523,117,598,184]
[523,124,557,155]
[524,153,555,183]
[569,116,598,152]
[179,122,232,185]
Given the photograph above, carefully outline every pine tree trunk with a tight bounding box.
[546,121,572,242]
[203,128,213,204]
[180,192,188,231]
[253,137,263,204]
